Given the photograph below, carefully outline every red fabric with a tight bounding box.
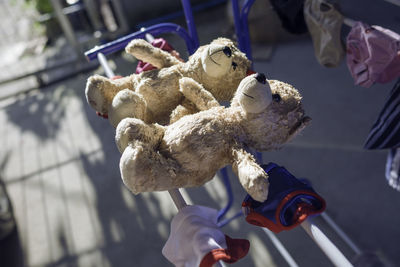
[199,235,250,267]
[246,69,256,76]
[244,190,326,233]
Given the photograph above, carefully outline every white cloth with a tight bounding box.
[162,205,227,267]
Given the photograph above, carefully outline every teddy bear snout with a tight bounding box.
[255,73,266,84]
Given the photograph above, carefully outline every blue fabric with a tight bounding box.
[385,148,400,191]
[364,78,400,150]
[242,163,325,231]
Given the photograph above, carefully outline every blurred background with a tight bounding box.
[0,0,400,266]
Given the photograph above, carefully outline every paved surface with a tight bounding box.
[1,1,400,267]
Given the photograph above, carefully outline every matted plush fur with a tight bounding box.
[85,38,251,127]
[115,74,311,202]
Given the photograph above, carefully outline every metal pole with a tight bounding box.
[301,219,353,267]
[321,213,362,255]
[97,53,115,78]
[262,228,299,267]
[168,189,187,211]
[50,0,82,58]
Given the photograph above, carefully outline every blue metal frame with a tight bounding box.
[231,0,256,61]
[85,23,198,61]
[85,0,200,61]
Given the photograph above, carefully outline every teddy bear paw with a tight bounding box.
[85,75,108,114]
[109,89,147,128]
[248,176,269,202]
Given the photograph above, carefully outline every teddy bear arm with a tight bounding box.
[179,77,220,111]
[231,147,269,202]
[126,39,181,68]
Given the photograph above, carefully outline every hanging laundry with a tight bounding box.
[162,205,250,267]
[346,22,400,88]
[364,79,400,192]
[304,0,344,67]
[269,0,308,34]
[364,79,400,150]
[242,163,326,233]
[386,148,400,192]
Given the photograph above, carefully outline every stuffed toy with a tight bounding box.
[85,37,251,127]
[114,73,311,202]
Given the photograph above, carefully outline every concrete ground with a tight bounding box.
[1,1,400,266]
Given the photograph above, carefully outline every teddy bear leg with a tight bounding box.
[179,77,220,111]
[108,89,148,128]
[120,141,181,194]
[231,147,269,202]
[85,75,134,115]
[115,117,164,153]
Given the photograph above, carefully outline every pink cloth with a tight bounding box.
[346,21,400,88]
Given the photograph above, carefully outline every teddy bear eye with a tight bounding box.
[232,62,237,70]
[272,94,281,102]
[223,46,232,57]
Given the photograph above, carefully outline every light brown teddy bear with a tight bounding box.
[85,37,251,127]
[115,73,311,202]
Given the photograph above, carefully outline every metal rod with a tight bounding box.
[51,0,81,57]
[321,212,362,255]
[97,53,115,78]
[262,228,299,267]
[181,0,199,49]
[301,219,353,267]
[168,189,187,210]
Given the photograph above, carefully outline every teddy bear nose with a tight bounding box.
[223,46,232,57]
[255,73,266,84]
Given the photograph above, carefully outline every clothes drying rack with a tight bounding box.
[84,1,367,266]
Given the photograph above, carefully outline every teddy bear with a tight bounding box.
[85,37,251,127]
[114,73,311,202]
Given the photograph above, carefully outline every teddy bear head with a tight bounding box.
[188,38,252,101]
[232,73,311,150]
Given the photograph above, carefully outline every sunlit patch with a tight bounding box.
[248,233,278,267]
[110,219,124,242]
[121,184,137,212]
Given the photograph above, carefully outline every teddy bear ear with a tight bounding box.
[237,74,272,114]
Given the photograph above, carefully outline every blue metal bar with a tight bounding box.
[231,0,243,50]
[240,0,255,61]
[181,0,199,48]
[230,0,255,61]
[218,210,243,228]
[85,23,197,61]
